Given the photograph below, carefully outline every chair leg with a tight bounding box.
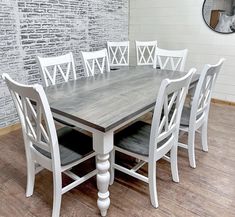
[52,171,62,217]
[148,161,158,208]
[201,120,208,152]
[188,128,196,168]
[170,142,179,183]
[109,149,115,185]
[26,159,36,197]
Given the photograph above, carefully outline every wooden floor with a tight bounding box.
[0,103,235,217]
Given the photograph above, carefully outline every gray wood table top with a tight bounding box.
[44,66,199,132]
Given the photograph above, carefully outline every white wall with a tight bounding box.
[129,0,235,102]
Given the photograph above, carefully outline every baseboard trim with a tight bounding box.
[211,98,235,106]
[0,123,21,136]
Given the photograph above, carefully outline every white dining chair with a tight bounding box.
[153,48,188,72]
[2,73,97,217]
[136,40,158,66]
[37,52,76,87]
[107,41,129,67]
[110,68,196,208]
[178,58,225,168]
[81,48,110,77]
[37,52,78,128]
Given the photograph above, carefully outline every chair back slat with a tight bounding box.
[149,68,196,159]
[154,48,188,72]
[136,40,158,66]
[107,41,129,66]
[81,49,110,77]
[37,52,76,87]
[2,74,59,157]
[190,58,225,124]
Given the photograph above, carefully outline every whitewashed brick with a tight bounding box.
[0,0,128,128]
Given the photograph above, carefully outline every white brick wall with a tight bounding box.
[129,0,235,102]
[0,0,128,128]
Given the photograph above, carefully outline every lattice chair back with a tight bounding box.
[190,58,225,126]
[136,40,158,65]
[153,48,188,72]
[81,48,110,77]
[2,73,97,217]
[107,41,129,66]
[2,73,60,167]
[37,52,76,87]
[149,68,196,160]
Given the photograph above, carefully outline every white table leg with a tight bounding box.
[93,131,113,216]
[96,153,110,216]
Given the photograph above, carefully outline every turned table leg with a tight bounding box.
[96,153,110,216]
[93,131,113,216]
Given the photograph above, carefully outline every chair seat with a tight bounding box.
[115,121,151,156]
[115,121,168,157]
[34,127,94,166]
[180,106,203,126]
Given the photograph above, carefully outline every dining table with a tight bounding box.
[44,66,199,216]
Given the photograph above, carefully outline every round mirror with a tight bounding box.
[202,0,235,34]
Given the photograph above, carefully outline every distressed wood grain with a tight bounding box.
[45,66,199,132]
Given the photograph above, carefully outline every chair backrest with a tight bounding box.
[190,58,225,126]
[153,48,188,72]
[136,40,158,66]
[81,48,110,77]
[149,68,196,160]
[2,73,60,166]
[107,41,129,67]
[37,52,76,87]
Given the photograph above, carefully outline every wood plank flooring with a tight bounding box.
[0,103,235,217]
